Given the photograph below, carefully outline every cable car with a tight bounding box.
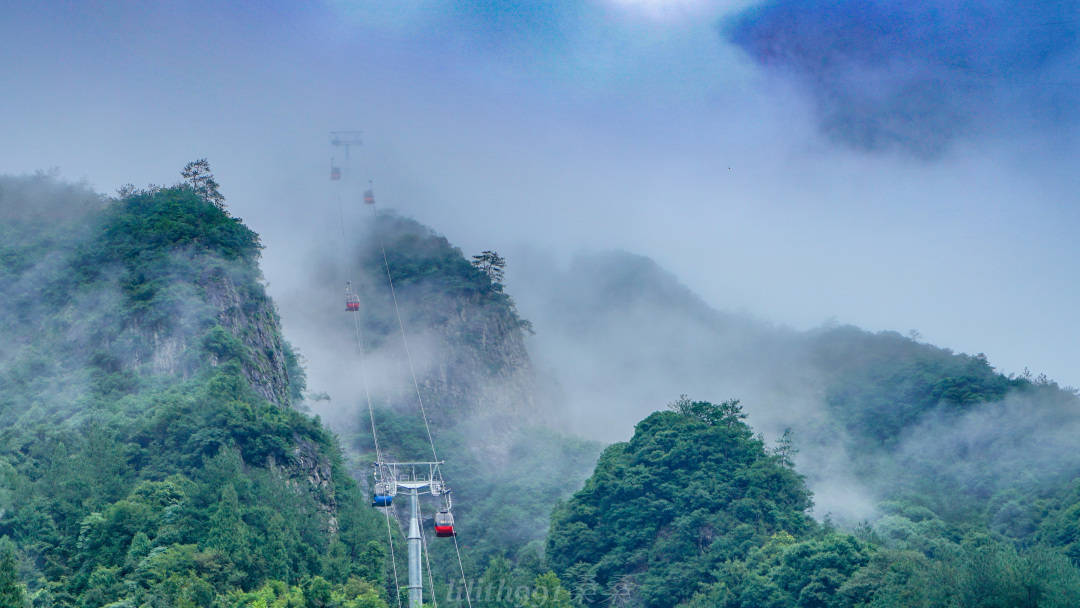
[372,481,394,507]
[434,510,455,537]
[345,282,360,312]
[363,188,375,205]
[330,166,341,181]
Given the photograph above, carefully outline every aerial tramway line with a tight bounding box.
[330,132,470,608]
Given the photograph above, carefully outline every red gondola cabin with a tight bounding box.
[434,510,455,537]
[345,282,360,311]
[364,189,375,205]
[330,166,342,180]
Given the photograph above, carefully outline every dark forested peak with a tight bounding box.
[0,171,298,415]
[358,212,506,301]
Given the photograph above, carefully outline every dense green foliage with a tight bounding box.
[547,399,813,607]
[683,528,1080,608]
[0,545,29,607]
[811,326,1024,448]
[546,399,1080,608]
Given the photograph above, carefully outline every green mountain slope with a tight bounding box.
[8,172,1080,608]
[316,216,1080,606]
[0,173,392,607]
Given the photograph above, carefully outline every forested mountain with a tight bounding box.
[0,173,392,606]
[321,219,1080,607]
[5,172,1080,608]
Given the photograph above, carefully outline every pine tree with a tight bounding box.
[207,483,250,571]
[524,572,574,608]
[181,158,226,209]
[471,250,506,285]
[0,547,28,608]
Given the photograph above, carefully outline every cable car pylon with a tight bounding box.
[329,130,362,181]
[372,462,450,608]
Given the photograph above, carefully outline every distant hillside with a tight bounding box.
[515,250,1080,529]
[0,173,393,607]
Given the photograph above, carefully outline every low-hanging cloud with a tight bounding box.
[724,0,1080,156]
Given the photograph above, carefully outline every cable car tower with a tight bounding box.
[329,130,362,181]
[372,461,454,608]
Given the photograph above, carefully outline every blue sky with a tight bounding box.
[1,0,1078,388]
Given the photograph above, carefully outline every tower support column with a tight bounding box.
[408,488,422,608]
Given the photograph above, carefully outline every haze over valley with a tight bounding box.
[1,2,1079,607]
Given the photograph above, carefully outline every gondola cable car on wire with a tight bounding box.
[434,497,456,537]
[371,466,396,507]
[345,281,360,312]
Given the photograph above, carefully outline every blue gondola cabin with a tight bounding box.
[372,481,393,507]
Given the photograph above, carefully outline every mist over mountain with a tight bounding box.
[3,0,1080,605]
[513,248,1080,527]
[4,170,1080,606]
[269,209,601,593]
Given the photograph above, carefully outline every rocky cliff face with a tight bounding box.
[201,265,293,407]
[118,251,296,409]
[288,437,339,534]
[416,282,536,421]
